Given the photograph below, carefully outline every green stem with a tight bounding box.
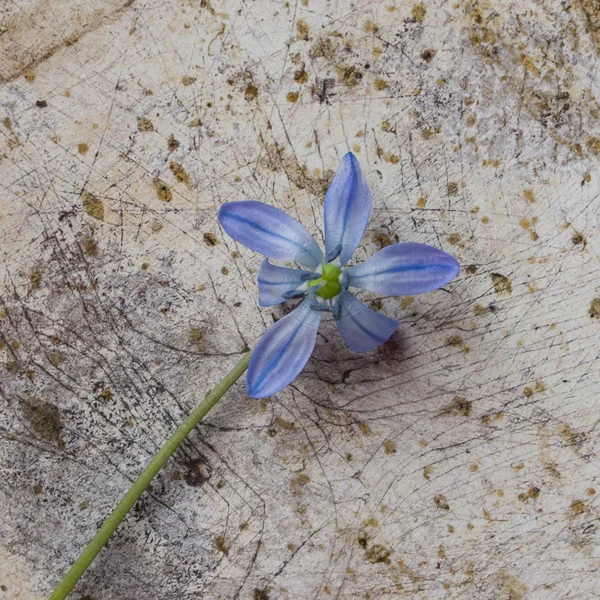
[49,351,252,600]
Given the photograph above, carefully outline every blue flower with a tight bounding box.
[218,152,460,398]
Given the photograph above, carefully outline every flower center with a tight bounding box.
[310,263,343,300]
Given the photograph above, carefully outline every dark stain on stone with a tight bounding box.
[185,458,212,487]
[253,589,270,600]
[421,49,436,62]
[571,232,586,246]
[365,544,392,564]
[21,398,62,444]
[441,396,472,417]
[434,494,450,510]
[213,534,229,555]
[447,181,459,195]
[167,134,180,152]
[590,298,600,319]
[35,100,48,108]
[203,232,219,246]
[372,231,394,249]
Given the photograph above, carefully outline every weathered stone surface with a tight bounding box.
[1,0,599,598]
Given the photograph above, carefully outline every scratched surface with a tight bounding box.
[1,0,600,598]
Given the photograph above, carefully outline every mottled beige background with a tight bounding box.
[1,0,600,598]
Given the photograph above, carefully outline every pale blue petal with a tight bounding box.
[346,242,460,295]
[334,292,397,353]
[324,152,372,266]
[257,259,316,307]
[247,299,322,398]
[218,201,324,269]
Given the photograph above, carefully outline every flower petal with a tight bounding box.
[218,201,324,269]
[257,259,316,307]
[324,152,372,266]
[247,299,322,398]
[346,242,460,295]
[334,291,397,353]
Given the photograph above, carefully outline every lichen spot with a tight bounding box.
[153,178,172,202]
[82,192,105,220]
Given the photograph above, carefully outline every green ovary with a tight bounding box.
[310,263,343,300]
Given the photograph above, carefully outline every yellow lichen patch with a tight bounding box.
[518,486,540,502]
[188,328,204,349]
[274,416,295,431]
[586,137,600,156]
[590,298,600,319]
[491,273,512,296]
[82,192,104,220]
[523,188,535,203]
[182,76,196,86]
[383,440,396,455]
[169,161,190,185]
[165,135,179,154]
[416,197,427,208]
[445,335,470,353]
[423,465,433,480]
[213,535,229,555]
[434,494,450,510]
[447,181,459,195]
[244,84,259,101]
[153,178,172,202]
[83,236,98,257]
[372,231,393,248]
[78,143,89,155]
[364,20,379,33]
[359,422,373,436]
[474,303,487,316]
[447,233,462,245]
[336,65,363,87]
[286,91,299,103]
[377,147,399,163]
[365,544,392,564]
[296,19,310,41]
[571,499,585,514]
[290,473,310,490]
[441,396,472,417]
[412,3,426,22]
[373,78,388,90]
[137,117,154,132]
[482,158,501,167]
[294,67,308,84]
[400,296,414,309]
